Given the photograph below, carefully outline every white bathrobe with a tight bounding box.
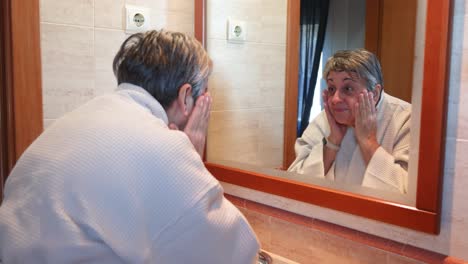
[0,83,259,264]
[288,92,411,194]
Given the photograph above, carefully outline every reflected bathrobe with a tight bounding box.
[0,83,259,264]
[288,92,411,193]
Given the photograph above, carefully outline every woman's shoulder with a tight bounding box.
[301,110,329,142]
[382,92,411,115]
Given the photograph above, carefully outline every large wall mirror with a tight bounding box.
[195,0,449,234]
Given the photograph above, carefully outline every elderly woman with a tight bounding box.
[288,49,411,194]
[0,30,259,263]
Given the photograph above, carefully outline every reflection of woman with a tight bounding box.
[288,49,411,194]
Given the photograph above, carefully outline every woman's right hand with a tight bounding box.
[322,90,347,146]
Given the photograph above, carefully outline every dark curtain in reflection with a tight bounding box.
[297,0,329,137]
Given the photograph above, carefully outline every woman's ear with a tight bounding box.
[372,84,382,102]
[177,83,193,116]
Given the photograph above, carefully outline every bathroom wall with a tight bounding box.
[222,0,468,261]
[40,0,194,127]
[205,0,287,169]
[41,0,286,170]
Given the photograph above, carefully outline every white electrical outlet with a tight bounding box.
[125,5,151,33]
[227,19,246,43]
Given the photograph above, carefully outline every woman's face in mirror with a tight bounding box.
[326,71,369,126]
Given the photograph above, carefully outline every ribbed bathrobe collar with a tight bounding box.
[116,82,169,125]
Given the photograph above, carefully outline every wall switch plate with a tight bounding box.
[227,19,246,43]
[125,5,151,33]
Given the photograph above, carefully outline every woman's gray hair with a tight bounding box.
[323,49,383,91]
[113,29,212,108]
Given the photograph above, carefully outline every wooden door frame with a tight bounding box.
[0,0,43,201]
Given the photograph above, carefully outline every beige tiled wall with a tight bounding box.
[205,0,287,169]
[40,0,194,126]
[41,0,286,168]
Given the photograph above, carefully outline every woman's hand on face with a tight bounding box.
[354,90,379,162]
[323,90,347,145]
[354,90,377,143]
[170,92,212,158]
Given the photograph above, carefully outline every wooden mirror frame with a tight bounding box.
[1,0,43,202]
[196,0,451,234]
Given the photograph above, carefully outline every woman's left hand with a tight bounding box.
[354,90,380,164]
[170,93,212,158]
